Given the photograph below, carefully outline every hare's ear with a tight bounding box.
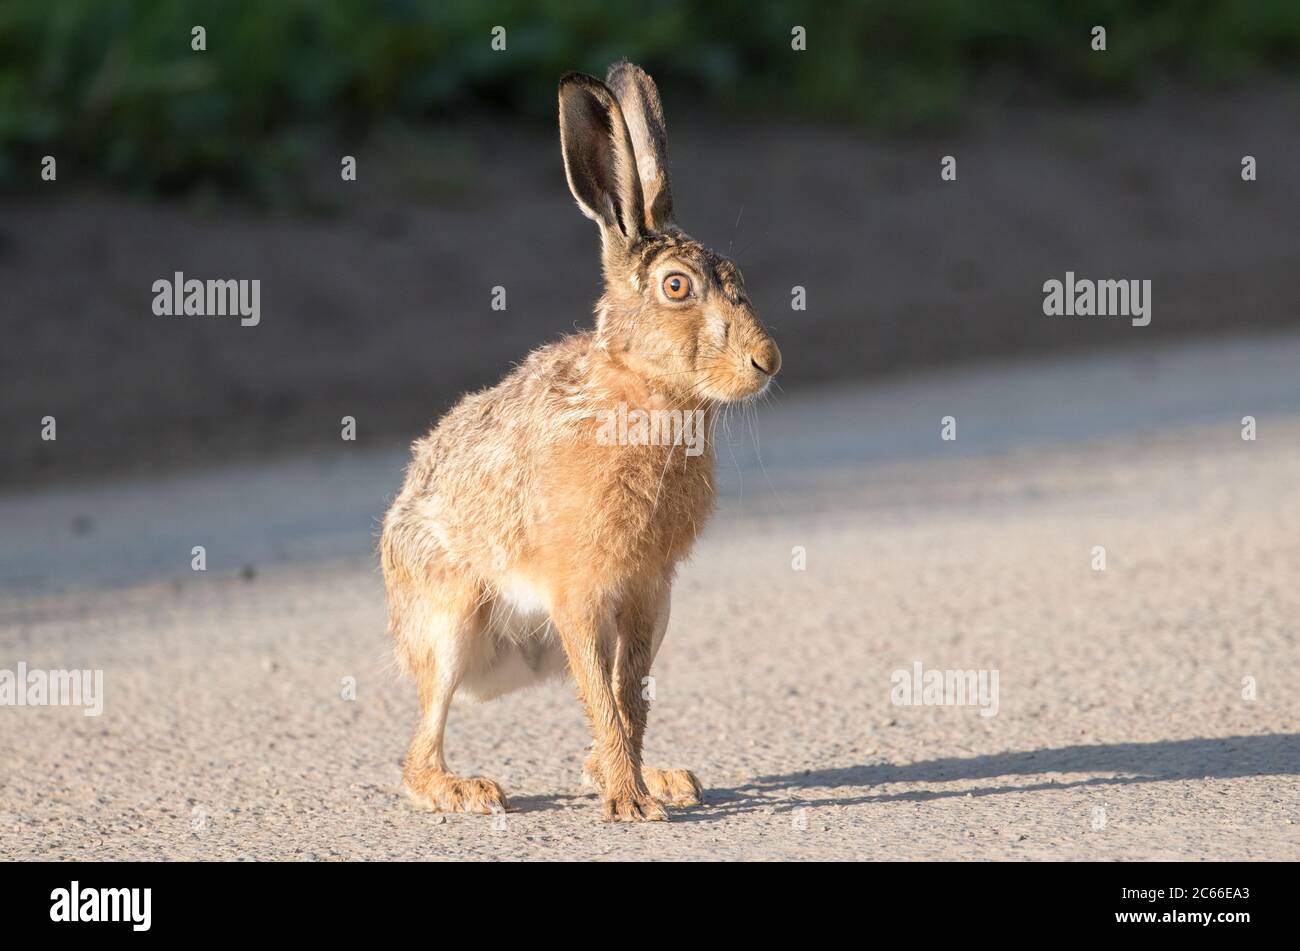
[606,61,674,231]
[558,72,646,243]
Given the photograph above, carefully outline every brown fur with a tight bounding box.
[380,62,780,822]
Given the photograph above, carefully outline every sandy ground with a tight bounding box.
[1,334,1299,860]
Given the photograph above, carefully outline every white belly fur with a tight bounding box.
[456,575,672,704]
[457,575,569,703]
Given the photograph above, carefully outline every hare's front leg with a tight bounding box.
[600,579,703,808]
[553,595,667,822]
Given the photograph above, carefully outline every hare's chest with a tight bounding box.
[621,447,716,562]
[541,435,715,572]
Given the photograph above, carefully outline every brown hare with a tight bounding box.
[380,61,780,822]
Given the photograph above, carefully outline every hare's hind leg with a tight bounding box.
[392,577,509,816]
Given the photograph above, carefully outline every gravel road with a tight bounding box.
[2,333,1298,860]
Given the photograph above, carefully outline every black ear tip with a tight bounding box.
[605,60,651,87]
[559,71,605,94]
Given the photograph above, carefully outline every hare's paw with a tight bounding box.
[642,767,703,806]
[603,792,669,823]
[407,772,510,815]
[583,755,702,807]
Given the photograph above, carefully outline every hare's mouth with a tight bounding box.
[742,376,773,401]
[710,372,771,403]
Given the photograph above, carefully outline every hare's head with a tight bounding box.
[559,63,780,404]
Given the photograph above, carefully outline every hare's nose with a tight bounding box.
[750,340,781,377]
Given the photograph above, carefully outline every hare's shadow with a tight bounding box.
[508,792,594,814]
[674,733,1300,822]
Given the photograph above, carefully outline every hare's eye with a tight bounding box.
[662,273,692,301]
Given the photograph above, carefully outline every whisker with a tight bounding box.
[727,204,745,255]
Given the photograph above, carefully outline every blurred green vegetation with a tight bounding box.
[2,0,1298,202]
